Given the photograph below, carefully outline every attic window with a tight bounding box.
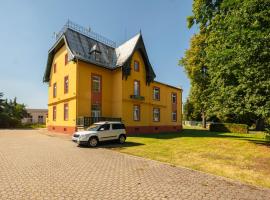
[90,44,101,62]
[95,51,101,62]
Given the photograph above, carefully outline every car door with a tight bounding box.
[98,124,111,141]
[111,123,124,139]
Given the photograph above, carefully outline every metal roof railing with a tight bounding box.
[56,20,116,48]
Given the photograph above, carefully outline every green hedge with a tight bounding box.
[209,123,249,134]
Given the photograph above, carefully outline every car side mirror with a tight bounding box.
[99,128,105,131]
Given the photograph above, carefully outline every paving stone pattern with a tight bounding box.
[0,129,269,200]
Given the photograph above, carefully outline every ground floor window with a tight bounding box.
[64,103,69,121]
[133,105,140,121]
[172,111,177,122]
[91,104,101,117]
[53,106,56,121]
[153,108,160,122]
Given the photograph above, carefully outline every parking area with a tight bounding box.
[0,129,269,200]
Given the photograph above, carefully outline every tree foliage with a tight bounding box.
[180,30,209,125]
[0,93,27,128]
[183,98,201,121]
[181,0,270,129]
[187,0,223,29]
[205,0,270,127]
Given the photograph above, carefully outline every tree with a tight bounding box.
[183,98,202,121]
[182,0,270,130]
[181,0,225,128]
[205,0,270,130]
[0,92,4,113]
[180,33,209,127]
[187,0,223,29]
[0,93,27,128]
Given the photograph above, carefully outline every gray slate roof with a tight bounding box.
[43,27,156,83]
[65,29,116,69]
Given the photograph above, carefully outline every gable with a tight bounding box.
[116,34,156,85]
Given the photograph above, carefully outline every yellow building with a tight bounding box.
[43,21,182,134]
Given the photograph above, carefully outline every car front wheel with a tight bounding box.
[88,137,98,147]
[119,135,126,144]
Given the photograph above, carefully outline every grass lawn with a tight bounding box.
[109,127,270,188]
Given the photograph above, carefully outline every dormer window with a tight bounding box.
[90,44,101,62]
[95,51,101,62]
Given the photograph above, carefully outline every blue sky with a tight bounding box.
[0,0,197,108]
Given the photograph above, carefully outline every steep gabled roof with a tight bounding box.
[115,33,141,67]
[43,23,156,84]
[115,33,156,84]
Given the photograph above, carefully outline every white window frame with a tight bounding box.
[172,93,177,104]
[92,76,101,92]
[153,87,160,100]
[91,104,101,117]
[134,80,140,96]
[172,111,177,122]
[153,108,160,122]
[133,105,140,121]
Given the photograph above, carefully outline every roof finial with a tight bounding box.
[139,29,142,35]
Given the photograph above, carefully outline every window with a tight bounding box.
[95,52,101,62]
[64,76,69,94]
[134,80,140,96]
[65,53,68,65]
[153,87,160,100]
[92,75,101,92]
[38,116,44,123]
[112,124,126,130]
[172,111,177,122]
[53,83,57,98]
[99,124,110,131]
[64,103,68,121]
[53,63,56,73]
[172,93,177,104]
[133,105,140,121]
[91,104,101,117]
[153,108,160,122]
[134,60,139,72]
[53,106,56,121]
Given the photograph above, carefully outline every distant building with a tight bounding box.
[43,21,182,134]
[22,109,48,124]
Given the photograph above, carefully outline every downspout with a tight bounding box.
[76,58,79,131]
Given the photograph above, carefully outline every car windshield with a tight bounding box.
[86,124,100,131]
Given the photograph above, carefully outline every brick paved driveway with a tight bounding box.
[0,129,269,200]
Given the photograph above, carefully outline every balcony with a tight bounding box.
[77,116,122,128]
[130,95,145,101]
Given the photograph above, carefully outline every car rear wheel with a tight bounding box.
[88,137,98,147]
[119,135,126,144]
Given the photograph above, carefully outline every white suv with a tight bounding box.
[72,121,126,147]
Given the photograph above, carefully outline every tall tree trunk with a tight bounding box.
[255,118,265,131]
[202,111,206,128]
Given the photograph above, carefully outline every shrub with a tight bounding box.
[0,113,21,128]
[209,123,249,134]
